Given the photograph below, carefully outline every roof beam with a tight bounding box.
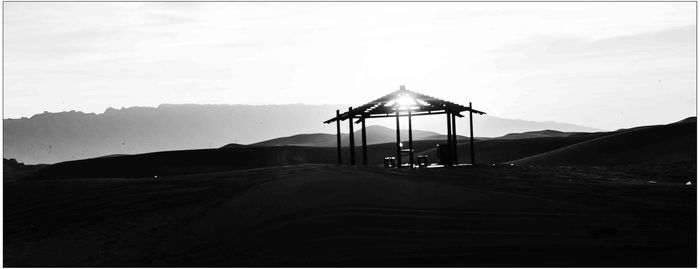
[323,86,485,123]
[354,110,463,123]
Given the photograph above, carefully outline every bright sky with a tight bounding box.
[4,2,696,130]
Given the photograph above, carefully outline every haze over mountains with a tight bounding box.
[4,104,604,164]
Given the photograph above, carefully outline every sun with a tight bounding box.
[395,96,416,109]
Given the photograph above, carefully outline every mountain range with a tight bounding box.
[5,104,604,164]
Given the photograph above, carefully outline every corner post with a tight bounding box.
[336,109,342,165]
[348,107,355,165]
[361,117,368,166]
[452,113,457,165]
[446,112,452,167]
[395,110,401,168]
[408,109,414,168]
[469,102,475,165]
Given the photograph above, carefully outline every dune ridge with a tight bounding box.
[510,120,696,166]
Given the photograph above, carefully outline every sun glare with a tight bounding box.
[395,96,416,108]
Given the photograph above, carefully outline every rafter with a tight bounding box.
[324,86,485,124]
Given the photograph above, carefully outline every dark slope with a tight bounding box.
[27,133,605,180]
[675,116,696,124]
[242,127,584,149]
[28,141,444,180]
[27,147,338,180]
[413,132,610,165]
[4,158,48,181]
[25,119,695,180]
[511,121,696,166]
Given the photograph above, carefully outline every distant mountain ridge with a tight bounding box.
[495,130,589,140]
[5,104,603,164]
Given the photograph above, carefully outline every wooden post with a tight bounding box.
[336,109,341,165]
[348,107,355,166]
[469,102,475,165]
[395,110,401,168]
[446,112,452,166]
[408,109,414,168]
[452,113,457,165]
[361,118,368,166]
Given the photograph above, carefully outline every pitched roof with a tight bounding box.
[324,86,485,123]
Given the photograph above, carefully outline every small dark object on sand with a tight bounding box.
[417,155,429,167]
[384,157,396,168]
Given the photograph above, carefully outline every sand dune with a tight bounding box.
[6,119,695,266]
[27,146,339,180]
[24,118,695,181]
[24,133,610,180]
[27,133,598,180]
[4,165,694,266]
[511,120,696,166]
[414,132,609,165]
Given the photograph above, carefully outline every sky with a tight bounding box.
[3,2,696,130]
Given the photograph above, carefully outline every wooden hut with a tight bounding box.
[324,85,485,167]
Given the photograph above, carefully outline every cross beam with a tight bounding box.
[354,110,463,123]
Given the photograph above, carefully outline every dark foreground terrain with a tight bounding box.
[4,163,695,267]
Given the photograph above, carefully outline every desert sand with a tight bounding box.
[4,163,695,266]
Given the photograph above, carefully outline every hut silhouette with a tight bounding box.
[324,85,485,167]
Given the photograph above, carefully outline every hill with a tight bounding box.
[22,117,695,180]
[247,133,339,147]
[4,158,48,181]
[27,140,459,180]
[421,134,475,141]
[496,130,588,140]
[26,134,606,180]
[511,120,696,166]
[414,133,610,165]
[247,126,445,147]
[219,143,248,149]
[4,104,603,164]
[675,116,696,124]
[26,146,338,180]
